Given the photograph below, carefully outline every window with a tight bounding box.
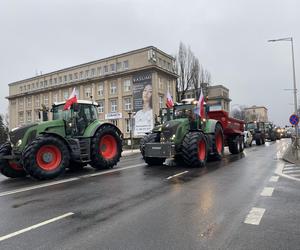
[91,68,95,77]
[36,82,39,88]
[40,81,44,88]
[49,79,52,85]
[98,101,104,113]
[85,87,92,98]
[116,62,122,71]
[98,82,104,96]
[26,97,32,108]
[19,98,24,109]
[35,110,40,121]
[158,77,163,89]
[159,96,163,109]
[104,65,108,74]
[27,84,31,90]
[85,70,89,78]
[63,90,69,100]
[125,119,131,133]
[18,112,24,125]
[64,75,67,82]
[123,79,131,92]
[124,98,131,111]
[35,96,40,107]
[111,99,117,112]
[167,80,171,92]
[20,86,23,92]
[32,83,35,89]
[123,60,129,70]
[111,120,118,126]
[44,81,47,87]
[80,71,83,79]
[69,74,73,81]
[59,76,62,83]
[110,64,115,72]
[43,95,49,106]
[97,67,102,76]
[53,92,59,103]
[74,73,78,80]
[26,111,32,123]
[110,81,117,95]
[54,78,57,84]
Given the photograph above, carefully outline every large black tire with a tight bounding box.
[262,137,265,145]
[0,142,27,178]
[212,123,224,160]
[228,136,240,154]
[239,136,244,152]
[23,135,70,180]
[182,132,208,168]
[256,138,262,146]
[91,124,122,170]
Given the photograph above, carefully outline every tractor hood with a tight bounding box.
[9,123,38,146]
[160,118,189,142]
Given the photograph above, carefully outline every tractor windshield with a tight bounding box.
[246,123,256,130]
[52,105,72,121]
[174,104,196,119]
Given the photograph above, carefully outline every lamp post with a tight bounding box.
[268,37,298,147]
[127,111,135,152]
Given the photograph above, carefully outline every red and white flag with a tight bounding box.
[166,92,174,108]
[194,88,205,117]
[63,88,78,110]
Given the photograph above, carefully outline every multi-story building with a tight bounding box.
[182,84,231,112]
[7,46,178,138]
[244,106,268,122]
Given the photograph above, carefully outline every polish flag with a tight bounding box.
[194,88,205,117]
[166,92,174,108]
[63,88,78,110]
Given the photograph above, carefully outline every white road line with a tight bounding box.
[275,163,300,182]
[283,169,300,174]
[269,176,279,182]
[244,207,266,225]
[260,187,274,197]
[0,212,74,242]
[166,171,189,180]
[283,167,300,171]
[0,163,145,198]
[285,164,295,167]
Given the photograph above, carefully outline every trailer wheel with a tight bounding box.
[23,135,70,180]
[239,136,244,152]
[91,124,122,170]
[212,123,224,160]
[228,136,240,154]
[0,142,27,178]
[182,131,207,168]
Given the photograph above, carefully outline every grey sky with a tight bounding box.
[0,0,299,126]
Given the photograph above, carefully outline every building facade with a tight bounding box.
[7,46,177,138]
[183,84,231,112]
[244,106,268,122]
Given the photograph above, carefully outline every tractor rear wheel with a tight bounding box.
[91,125,122,170]
[0,142,27,178]
[212,123,224,160]
[182,131,208,168]
[23,135,70,180]
[228,136,240,154]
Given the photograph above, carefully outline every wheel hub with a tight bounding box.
[42,152,53,163]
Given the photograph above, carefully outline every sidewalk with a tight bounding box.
[121,149,140,157]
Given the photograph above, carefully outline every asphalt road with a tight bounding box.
[0,139,299,250]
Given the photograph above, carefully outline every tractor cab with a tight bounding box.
[52,100,99,136]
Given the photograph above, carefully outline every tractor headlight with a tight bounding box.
[16,139,22,147]
[171,134,176,141]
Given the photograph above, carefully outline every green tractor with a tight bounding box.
[140,100,226,168]
[0,100,123,180]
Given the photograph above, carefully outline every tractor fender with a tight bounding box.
[205,119,223,134]
[91,123,123,139]
[40,132,70,147]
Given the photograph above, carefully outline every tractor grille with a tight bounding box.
[161,124,180,142]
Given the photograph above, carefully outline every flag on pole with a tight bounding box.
[166,92,174,108]
[63,88,78,110]
[194,88,205,117]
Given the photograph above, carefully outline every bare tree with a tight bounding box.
[230,105,247,121]
[175,42,212,101]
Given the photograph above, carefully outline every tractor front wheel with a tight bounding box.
[182,132,208,168]
[0,142,27,178]
[91,125,122,170]
[23,135,70,180]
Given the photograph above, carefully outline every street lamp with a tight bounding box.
[268,37,298,147]
[127,111,135,152]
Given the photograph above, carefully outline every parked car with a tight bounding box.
[244,130,253,147]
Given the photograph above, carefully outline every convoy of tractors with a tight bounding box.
[0,97,283,180]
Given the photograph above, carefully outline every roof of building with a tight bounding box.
[244,105,268,110]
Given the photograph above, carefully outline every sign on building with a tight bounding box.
[105,112,122,120]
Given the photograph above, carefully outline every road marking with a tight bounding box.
[269,176,279,182]
[275,163,300,182]
[0,163,145,198]
[260,187,274,197]
[0,212,74,242]
[285,164,295,167]
[166,171,189,180]
[283,169,300,173]
[244,207,266,225]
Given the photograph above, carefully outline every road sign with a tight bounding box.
[289,114,299,125]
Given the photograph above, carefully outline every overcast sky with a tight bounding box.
[0,0,299,126]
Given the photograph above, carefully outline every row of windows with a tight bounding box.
[19,60,130,93]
